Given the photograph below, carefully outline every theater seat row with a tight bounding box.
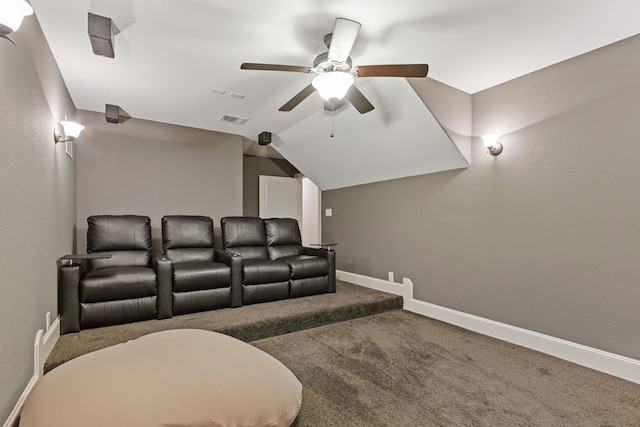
[58,215,335,334]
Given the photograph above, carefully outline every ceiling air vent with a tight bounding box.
[219,114,248,125]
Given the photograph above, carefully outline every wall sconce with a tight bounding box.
[481,134,504,156]
[54,121,85,144]
[0,0,33,39]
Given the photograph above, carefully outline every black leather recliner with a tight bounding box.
[221,216,335,305]
[58,215,159,334]
[221,216,290,304]
[155,215,241,317]
[264,218,335,298]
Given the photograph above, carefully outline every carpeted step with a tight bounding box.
[219,293,404,342]
[45,281,402,373]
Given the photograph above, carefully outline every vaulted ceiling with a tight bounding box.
[31,0,640,189]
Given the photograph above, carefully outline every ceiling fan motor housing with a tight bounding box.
[313,52,352,73]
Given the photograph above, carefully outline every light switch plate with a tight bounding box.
[325,208,332,217]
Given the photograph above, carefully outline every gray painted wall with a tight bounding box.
[243,155,298,217]
[75,110,243,250]
[322,34,640,360]
[0,15,76,421]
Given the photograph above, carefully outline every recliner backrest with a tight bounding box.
[162,216,215,264]
[220,217,269,260]
[265,218,304,260]
[86,215,152,270]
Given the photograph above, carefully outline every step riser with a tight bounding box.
[44,281,402,374]
[224,299,403,342]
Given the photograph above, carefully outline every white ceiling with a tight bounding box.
[278,78,469,190]
[30,0,640,189]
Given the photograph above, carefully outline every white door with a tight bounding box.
[259,175,302,222]
[259,175,321,246]
[301,177,320,246]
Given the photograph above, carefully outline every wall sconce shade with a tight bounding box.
[0,0,33,36]
[481,134,504,156]
[312,72,354,101]
[61,121,85,138]
[54,121,85,143]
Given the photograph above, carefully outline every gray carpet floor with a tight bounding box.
[45,281,640,426]
[254,310,640,426]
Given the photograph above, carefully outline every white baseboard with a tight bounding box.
[2,374,37,427]
[337,270,640,384]
[337,270,406,298]
[3,315,60,427]
[38,315,60,378]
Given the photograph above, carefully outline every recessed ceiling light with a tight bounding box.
[229,93,245,99]
[211,88,226,95]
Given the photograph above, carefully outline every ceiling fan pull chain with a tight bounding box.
[330,102,335,137]
[331,115,335,138]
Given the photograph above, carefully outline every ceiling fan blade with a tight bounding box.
[355,64,429,78]
[327,18,361,63]
[346,86,374,114]
[241,63,312,73]
[279,84,316,111]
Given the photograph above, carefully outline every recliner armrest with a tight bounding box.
[303,247,329,258]
[58,259,87,334]
[218,249,243,308]
[153,255,173,319]
[303,247,336,293]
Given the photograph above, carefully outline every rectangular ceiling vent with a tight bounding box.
[219,114,248,125]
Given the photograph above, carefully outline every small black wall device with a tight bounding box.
[88,13,115,58]
[105,104,119,124]
[258,131,272,146]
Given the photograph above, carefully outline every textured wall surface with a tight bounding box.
[322,34,640,359]
[75,110,243,251]
[0,14,76,421]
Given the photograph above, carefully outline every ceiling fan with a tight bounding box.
[240,18,429,114]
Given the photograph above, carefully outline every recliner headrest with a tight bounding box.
[265,218,302,247]
[87,215,152,253]
[221,217,266,248]
[162,215,214,251]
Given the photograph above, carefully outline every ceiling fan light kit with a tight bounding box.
[312,72,354,101]
[240,17,429,114]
